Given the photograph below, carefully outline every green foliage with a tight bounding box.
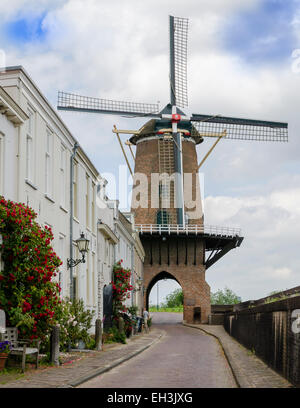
[112,260,134,336]
[247,347,256,356]
[211,287,242,305]
[149,306,183,313]
[85,337,96,350]
[127,305,138,317]
[55,298,95,351]
[162,288,183,308]
[112,260,133,316]
[268,290,286,296]
[265,289,300,304]
[0,196,61,341]
[103,326,126,344]
[264,295,288,304]
[0,366,24,383]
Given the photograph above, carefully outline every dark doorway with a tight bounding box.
[103,284,113,329]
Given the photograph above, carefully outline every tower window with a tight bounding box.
[157,210,170,225]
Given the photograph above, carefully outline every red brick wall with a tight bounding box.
[132,137,203,225]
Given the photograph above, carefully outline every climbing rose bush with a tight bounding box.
[112,260,133,333]
[0,196,62,340]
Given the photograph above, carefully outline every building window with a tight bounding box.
[60,145,66,208]
[86,174,90,229]
[156,210,170,225]
[92,252,95,305]
[26,108,35,182]
[105,239,109,264]
[59,235,65,295]
[45,129,53,197]
[92,182,95,232]
[73,161,78,218]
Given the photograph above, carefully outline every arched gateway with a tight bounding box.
[142,238,210,323]
[145,270,209,324]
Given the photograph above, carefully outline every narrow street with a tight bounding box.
[79,312,237,388]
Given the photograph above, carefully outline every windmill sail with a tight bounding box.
[57,91,160,118]
[169,16,189,108]
[191,114,288,142]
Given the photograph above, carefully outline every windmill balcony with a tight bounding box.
[135,224,241,238]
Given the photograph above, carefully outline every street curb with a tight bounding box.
[65,331,164,388]
[182,323,241,388]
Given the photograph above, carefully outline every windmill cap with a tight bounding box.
[129,117,203,145]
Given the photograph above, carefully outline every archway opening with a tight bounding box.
[147,271,183,323]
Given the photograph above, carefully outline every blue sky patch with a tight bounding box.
[5,13,48,44]
[222,0,299,65]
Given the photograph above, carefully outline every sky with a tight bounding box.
[1,0,300,303]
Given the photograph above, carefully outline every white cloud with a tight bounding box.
[204,184,300,300]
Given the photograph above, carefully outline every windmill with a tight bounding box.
[57,16,288,323]
[57,15,288,228]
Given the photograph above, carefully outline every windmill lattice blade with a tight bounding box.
[57,91,160,117]
[191,114,288,142]
[170,16,189,108]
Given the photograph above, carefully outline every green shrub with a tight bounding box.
[85,337,96,350]
[127,305,138,317]
[55,298,95,351]
[162,289,183,308]
[211,287,242,305]
[103,326,126,344]
[264,295,288,304]
[149,306,183,313]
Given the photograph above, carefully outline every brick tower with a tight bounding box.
[130,106,242,324]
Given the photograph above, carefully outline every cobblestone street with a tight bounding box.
[79,312,237,388]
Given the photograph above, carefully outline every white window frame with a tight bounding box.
[92,252,95,305]
[86,173,90,229]
[73,160,78,219]
[58,234,65,295]
[45,128,53,198]
[92,181,95,233]
[60,144,67,208]
[0,133,4,195]
[26,107,35,183]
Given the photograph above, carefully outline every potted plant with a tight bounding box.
[0,341,11,371]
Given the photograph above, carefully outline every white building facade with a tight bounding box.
[0,66,145,327]
[97,180,145,320]
[0,67,98,319]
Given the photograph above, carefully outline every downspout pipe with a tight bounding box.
[70,142,79,300]
[131,240,134,307]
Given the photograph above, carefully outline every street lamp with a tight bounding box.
[67,233,90,269]
[133,277,143,292]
